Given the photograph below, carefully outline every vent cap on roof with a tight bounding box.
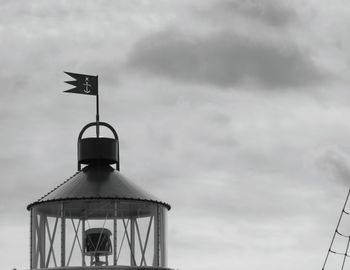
[79,137,117,165]
[77,122,120,170]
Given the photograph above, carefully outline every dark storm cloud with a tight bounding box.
[208,0,296,28]
[126,30,326,89]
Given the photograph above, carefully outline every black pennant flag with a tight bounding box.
[64,72,98,96]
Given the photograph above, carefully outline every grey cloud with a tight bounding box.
[317,150,350,185]
[126,30,326,89]
[0,1,346,269]
[209,0,296,28]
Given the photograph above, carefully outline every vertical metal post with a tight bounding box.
[39,215,46,268]
[153,206,160,267]
[160,208,166,267]
[61,204,66,267]
[30,209,36,269]
[113,201,118,266]
[130,218,135,266]
[82,219,86,267]
[33,210,39,269]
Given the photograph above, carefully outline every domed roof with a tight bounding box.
[27,164,170,211]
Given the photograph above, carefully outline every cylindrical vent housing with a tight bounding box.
[79,137,117,164]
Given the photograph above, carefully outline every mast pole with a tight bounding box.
[96,75,100,138]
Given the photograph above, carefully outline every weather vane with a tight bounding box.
[64,71,100,137]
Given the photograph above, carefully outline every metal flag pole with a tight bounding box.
[96,75,100,138]
[64,72,100,137]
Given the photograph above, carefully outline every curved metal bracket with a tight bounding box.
[77,122,120,171]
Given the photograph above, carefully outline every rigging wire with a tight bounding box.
[322,189,350,270]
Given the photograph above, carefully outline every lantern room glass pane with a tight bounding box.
[30,200,168,269]
[30,204,63,269]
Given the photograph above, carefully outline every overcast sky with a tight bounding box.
[2,0,350,269]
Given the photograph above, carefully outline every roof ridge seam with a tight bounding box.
[37,171,80,202]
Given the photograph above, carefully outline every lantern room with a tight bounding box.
[27,122,171,270]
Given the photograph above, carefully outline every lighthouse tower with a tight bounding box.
[27,121,171,270]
